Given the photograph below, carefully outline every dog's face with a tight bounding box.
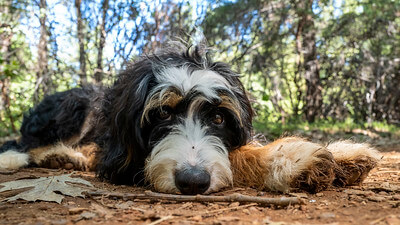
[103,46,252,194]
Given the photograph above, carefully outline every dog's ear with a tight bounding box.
[96,59,155,184]
[238,89,254,144]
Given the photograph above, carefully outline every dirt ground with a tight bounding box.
[0,143,399,225]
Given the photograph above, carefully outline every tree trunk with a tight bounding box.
[75,0,87,85]
[296,0,322,123]
[94,0,108,84]
[34,0,50,103]
[0,4,17,133]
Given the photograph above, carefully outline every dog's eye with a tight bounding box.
[158,108,172,121]
[212,112,224,125]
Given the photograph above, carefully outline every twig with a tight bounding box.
[0,170,17,175]
[375,170,400,173]
[86,190,304,207]
[197,203,258,217]
[148,215,174,225]
[369,215,387,225]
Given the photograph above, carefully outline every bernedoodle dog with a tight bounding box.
[0,44,381,195]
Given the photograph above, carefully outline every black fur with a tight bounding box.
[16,86,100,152]
[0,140,21,153]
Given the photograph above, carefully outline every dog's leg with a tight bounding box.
[28,142,101,171]
[327,141,381,187]
[0,141,99,171]
[29,144,89,170]
[0,143,89,171]
[230,137,337,193]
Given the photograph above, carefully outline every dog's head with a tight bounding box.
[99,45,253,194]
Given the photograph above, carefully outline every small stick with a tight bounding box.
[0,170,17,175]
[86,190,304,206]
[148,215,174,225]
[198,202,258,216]
[130,207,147,213]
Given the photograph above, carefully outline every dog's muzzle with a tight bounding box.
[175,166,211,195]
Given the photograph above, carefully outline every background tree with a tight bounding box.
[75,0,87,85]
[34,0,51,103]
[0,0,32,135]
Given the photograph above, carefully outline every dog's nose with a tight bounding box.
[175,166,210,195]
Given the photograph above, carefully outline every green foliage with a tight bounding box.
[254,117,400,140]
[0,3,35,136]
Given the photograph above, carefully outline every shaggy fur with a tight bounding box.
[0,44,381,194]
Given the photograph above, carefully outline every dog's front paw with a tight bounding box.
[39,152,88,170]
[327,141,381,187]
[289,148,337,193]
[31,144,88,171]
[263,137,336,193]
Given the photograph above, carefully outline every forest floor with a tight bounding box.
[0,129,399,225]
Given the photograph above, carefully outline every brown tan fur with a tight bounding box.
[141,89,183,125]
[229,142,270,188]
[333,157,377,187]
[30,144,88,170]
[326,140,381,187]
[76,142,101,171]
[290,150,337,193]
[219,95,243,125]
[29,141,101,171]
[142,90,243,126]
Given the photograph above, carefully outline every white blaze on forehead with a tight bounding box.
[153,66,233,99]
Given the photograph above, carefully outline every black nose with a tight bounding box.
[175,166,211,195]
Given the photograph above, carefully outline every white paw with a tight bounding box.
[0,150,29,170]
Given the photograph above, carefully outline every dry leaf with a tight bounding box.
[0,174,93,203]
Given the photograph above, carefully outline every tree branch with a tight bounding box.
[86,190,304,207]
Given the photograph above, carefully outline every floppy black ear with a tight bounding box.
[237,88,254,145]
[96,60,156,184]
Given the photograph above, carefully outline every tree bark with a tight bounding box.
[94,0,108,84]
[0,5,17,133]
[75,0,87,85]
[34,0,50,103]
[296,0,322,123]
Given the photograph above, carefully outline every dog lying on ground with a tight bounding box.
[0,44,381,195]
